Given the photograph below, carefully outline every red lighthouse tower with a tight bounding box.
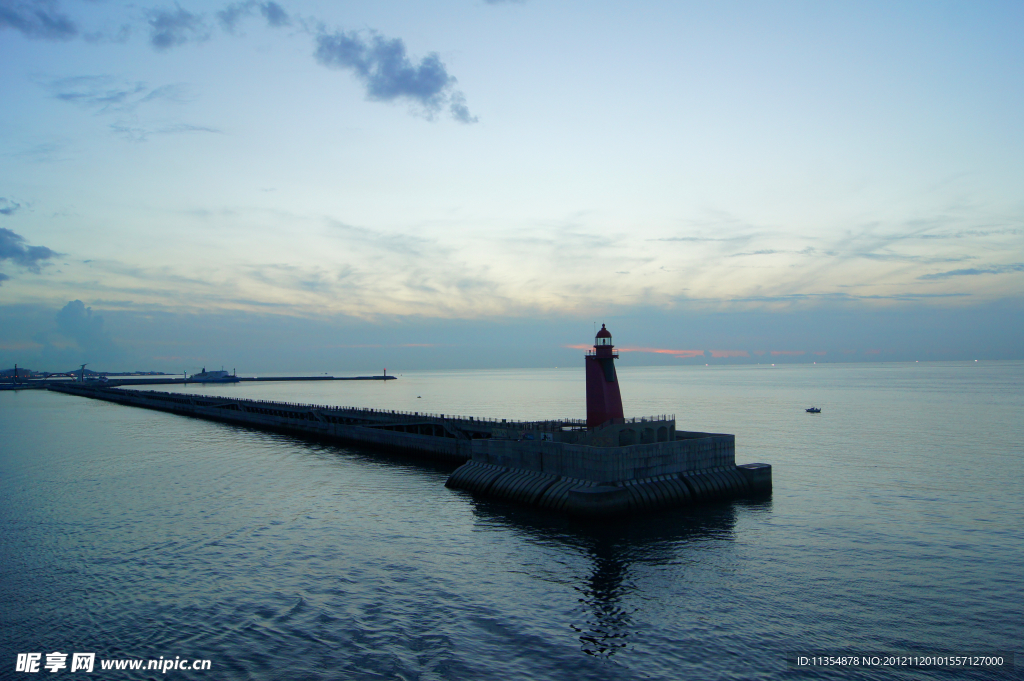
[585,324,625,428]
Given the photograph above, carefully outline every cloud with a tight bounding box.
[726,247,970,263]
[448,91,478,124]
[27,300,121,366]
[82,21,133,45]
[654,236,752,243]
[14,4,478,123]
[259,1,289,27]
[856,252,976,264]
[55,300,114,349]
[315,29,476,122]
[564,343,706,358]
[50,77,148,112]
[725,291,971,304]
[147,4,209,50]
[621,346,706,358]
[217,0,290,32]
[0,227,58,272]
[40,76,213,141]
[0,198,21,216]
[216,1,247,31]
[0,0,77,40]
[899,228,1022,241]
[709,349,749,358]
[770,350,805,356]
[918,263,1024,280]
[0,272,9,284]
[43,76,191,114]
[109,121,220,142]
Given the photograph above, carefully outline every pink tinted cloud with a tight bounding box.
[709,349,750,358]
[770,350,806,356]
[622,346,706,358]
[813,351,826,356]
[564,344,705,358]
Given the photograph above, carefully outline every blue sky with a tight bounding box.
[2,0,1022,371]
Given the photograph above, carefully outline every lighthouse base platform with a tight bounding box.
[445,433,771,518]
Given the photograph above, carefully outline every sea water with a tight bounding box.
[1,362,1021,679]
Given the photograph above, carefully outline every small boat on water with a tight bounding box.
[806,407,821,413]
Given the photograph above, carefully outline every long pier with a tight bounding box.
[49,383,495,461]
[48,384,771,517]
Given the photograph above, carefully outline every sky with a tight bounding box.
[1,0,1022,372]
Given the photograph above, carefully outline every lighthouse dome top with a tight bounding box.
[595,324,613,346]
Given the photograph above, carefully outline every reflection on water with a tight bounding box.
[574,541,632,657]
[465,496,771,659]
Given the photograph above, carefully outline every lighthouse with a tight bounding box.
[585,324,625,428]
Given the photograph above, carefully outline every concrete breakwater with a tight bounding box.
[48,384,490,461]
[49,384,771,517]
[446,436,771,517]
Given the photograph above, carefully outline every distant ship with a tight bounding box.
[806,407,821,413]
[187,367,240,383]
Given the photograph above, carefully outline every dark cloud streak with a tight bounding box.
[918,264,1024,280]
[260,1,288,27]
[216,1,247,32]
[108,121,220,142]
[46,76,151,113]
[217,0,289,32]
[0,0,77,40]
[0,227,59,274]
[41,76,214,141]
[147,4,209,50]
[0,198,21,216]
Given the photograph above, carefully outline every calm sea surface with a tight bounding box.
[2,362,1021,680]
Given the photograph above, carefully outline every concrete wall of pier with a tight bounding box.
[447,432,771,517]
[469,433,735,484]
